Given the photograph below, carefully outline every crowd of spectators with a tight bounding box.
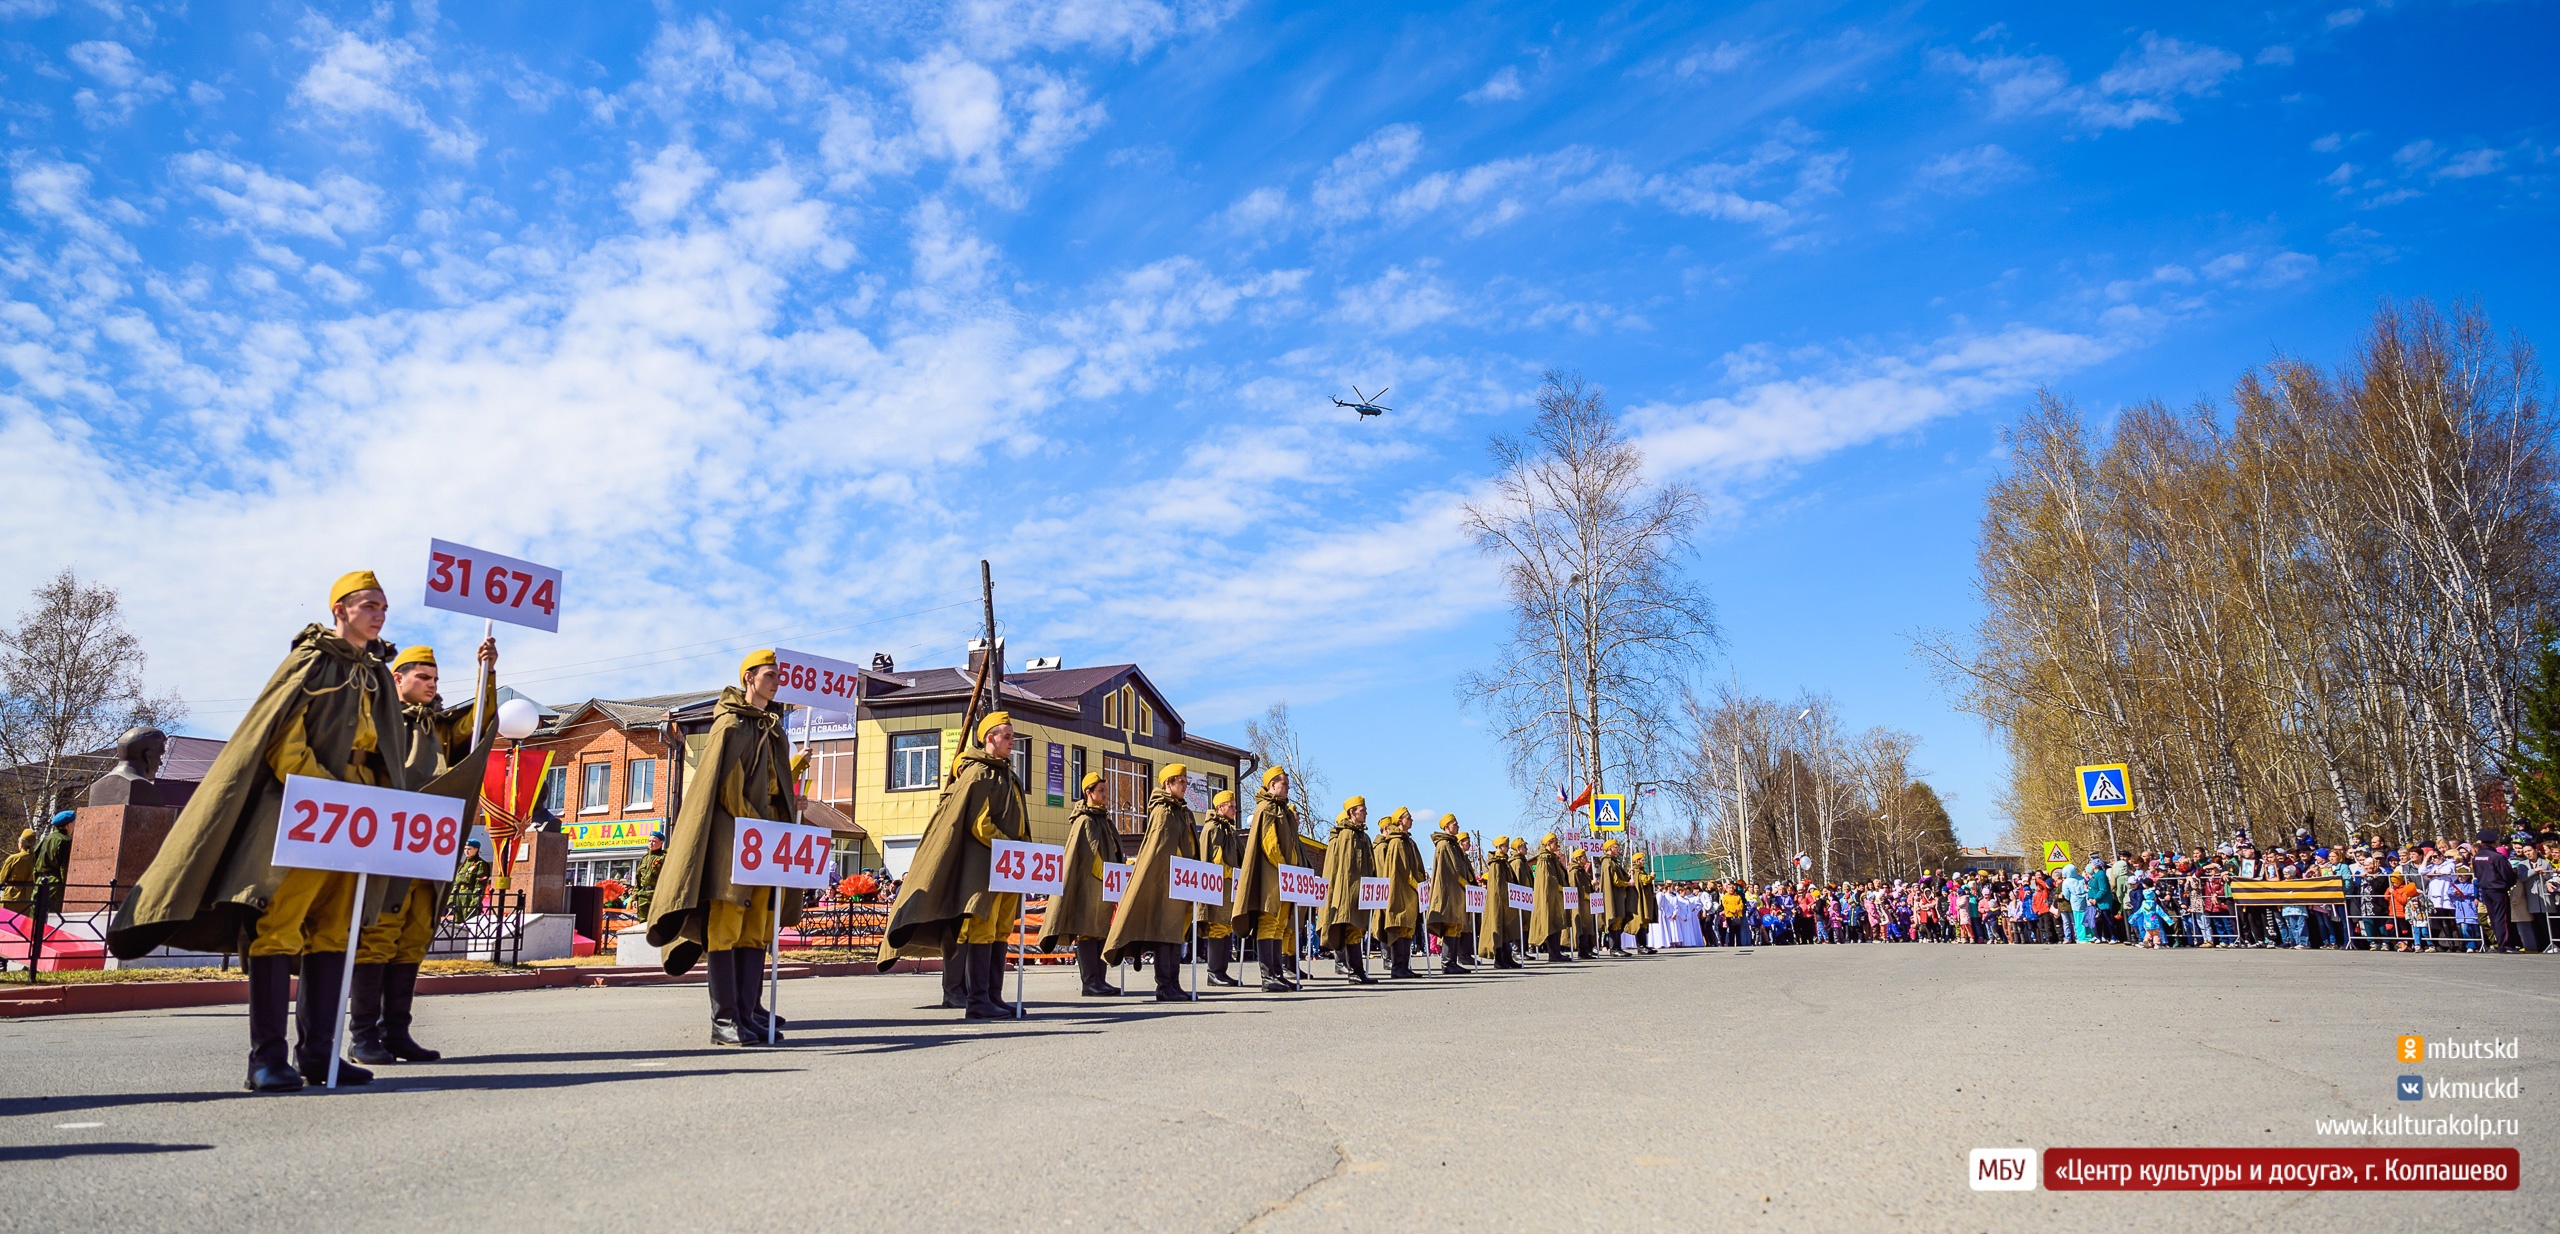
[1630,826,2559,956]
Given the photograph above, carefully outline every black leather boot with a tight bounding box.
[295,953,371,1085]
[1076,938,1120,996]
[1153,942,1192,1001]
[346,962,395,1065]
[735,948,778,1042]
[1205,935,1240,986]
[940,943,966,1008]
[964,943,1013,1018]
[1547,939,1568,962]
[1344,943,1380,984]
[707,949,756,1046]
[1257,938,1292,992]
[381,963,441,1061]
[244,954,303,1092]
[1386,938,1411,977]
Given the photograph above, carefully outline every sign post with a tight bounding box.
[1464,883,1486,972]
[1167,856,1227,1001]
[727,814,835,1043]
[989,838,1067,1018]
[2075,763,2133,858]
[269,775,469,1087]
[1279,864,1321,985]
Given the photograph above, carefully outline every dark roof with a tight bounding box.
[158,736,226,784]
[1005,663,1135,699]
[553,691,721,732]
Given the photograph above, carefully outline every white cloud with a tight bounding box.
[67,39,173,122]
[2392,139,2437,169]
[1312,124,1423,221]
[622,144,717,226]
[1333,265,1462,334]
[2434,148,2504,179]
[1463,65,1524,103]
[2255,45,2295,66]
[1914,143,2029,194]
[1629,324,2129,480]
[1936,31,2241,130]
[1676,41,1758,77]
[173,152,383,244]
[2326,9,2365,30]
[294,29,482,160]
[955,0,1229,60]
[2310,132,2343,152]
[9,159,142,260]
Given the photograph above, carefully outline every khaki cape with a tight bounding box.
[1195,811,1241,930]
[1233,789,1302,936]
[1529,849,1570,945]
[1372,822,1426,937]
[1037,803,1119,947]
[109,626,488,959]
[1319,819,1376,946]
[1476,851,1519,957]
[1426,831,1475,938]
[1103,790,1199,963]
[645,687,805,968]
[876,749,1027,969]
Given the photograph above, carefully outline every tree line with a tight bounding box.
[1922,301,2557,858]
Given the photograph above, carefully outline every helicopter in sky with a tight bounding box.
[1332,386,1391,419]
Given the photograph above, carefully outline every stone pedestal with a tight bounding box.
[501,831,571,914]
[68,805,181,905]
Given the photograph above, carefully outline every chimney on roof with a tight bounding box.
[1024,656,1061,671]
[871,653,895,672]
[967,636,1005,681]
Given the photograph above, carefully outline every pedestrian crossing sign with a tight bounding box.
[2075,764,2133,814]
[1591,793,1626,832]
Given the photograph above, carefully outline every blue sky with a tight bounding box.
[2,1,2553,845]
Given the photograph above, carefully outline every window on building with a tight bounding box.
[1118,686,1135,731]
[811,739,857,803]
[626,758,656,809]
[1136,699,1154,737]
[582,762,612,813]
[888,731,939,791]
[537,765,567,817]
[1101,689,1119,728]
[1071,745,1088,797]
[1102,752,1151,845]
[1208,771,1228,797]
[1010,736,1031,786]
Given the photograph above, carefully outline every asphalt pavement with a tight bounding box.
[2,944,2553,1232]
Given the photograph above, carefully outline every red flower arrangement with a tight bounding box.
[595,878,629,906]
[835,872,878,901]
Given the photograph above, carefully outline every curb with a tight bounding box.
[0,958,940,1018]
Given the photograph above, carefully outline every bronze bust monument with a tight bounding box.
[86,726,168,808]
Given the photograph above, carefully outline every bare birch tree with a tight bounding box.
[1,570,188,833]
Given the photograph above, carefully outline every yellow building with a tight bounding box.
[825,647,1250,875]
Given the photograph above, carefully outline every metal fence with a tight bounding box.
[4,880,529,972]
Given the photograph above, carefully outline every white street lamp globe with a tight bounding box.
[496,698,541,740]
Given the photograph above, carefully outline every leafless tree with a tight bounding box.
[1460,370,1718,831]
[0,570,187,833]
[1241,701,1332,840]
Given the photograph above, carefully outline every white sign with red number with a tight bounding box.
[424,539,561,633]
[1357,877,1390,910]
[988,839,1067,896]
[1167,856,1228,906]
[1465,885,1486,914]
[770,647,865,711]
[1506,885,1534,912]
[1565,889,1580,912]
[271,775,469,880]
[1102,863,1132,902]
[1278,864,1323,906]
[729,816,834,889]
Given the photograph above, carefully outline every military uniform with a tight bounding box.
[1102,768,1202,1002]
[1569,849,1600,959]
[346,643,492,1066]
[1232,767,1304,992]
[876,709,1028,1020]
[1196,792,1243,986]
[1037,781,1122,997]
[1598,842,1634,955]
[447,854,490,919]
[1529,835,1572,962]
[1318,799,1378,985]
[1371,810,1427,978]
[25,816,70,975]
[630,845,665,919]
[1424,818,1475,974]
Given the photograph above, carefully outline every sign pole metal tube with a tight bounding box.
[767,887,783,1044]
[1012,895,1026,1019]
[1189,904,1199,1000]
[328,872,366,1089]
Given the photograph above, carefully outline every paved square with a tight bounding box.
[2,947,2552,1231]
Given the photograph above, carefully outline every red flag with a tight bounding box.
[479,747,553,884]
[1567,785,1593,812]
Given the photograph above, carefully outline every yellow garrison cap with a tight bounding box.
[740,649,777,680]
[1261,765,1288,786]
[392,645,437,671]
[1161,762,1189,782]
[1633,852,1649,864]
[1509,836,1526,850]
[1080,771,1103,792]
[330,570,382,606]
[1603,837,1620,851]
[1439,813,1458,829]
[1542,832,1558,846]
[1213,789,1236,807]
[975,709,1012,742]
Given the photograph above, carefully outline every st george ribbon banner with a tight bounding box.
[1356,877,1389,910]
[271,775,470,1089]
[425,539,561,632]
[987,839,1067,896]
[770,647,865,711]
[1167,857,1228,905]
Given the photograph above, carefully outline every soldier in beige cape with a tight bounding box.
[1372,808,1427,978]
[1037,772,1122,997]
[1424,814,1475,974]
[1103,764,1202,1002]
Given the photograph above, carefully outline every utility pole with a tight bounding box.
[1734,740,1750,886]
